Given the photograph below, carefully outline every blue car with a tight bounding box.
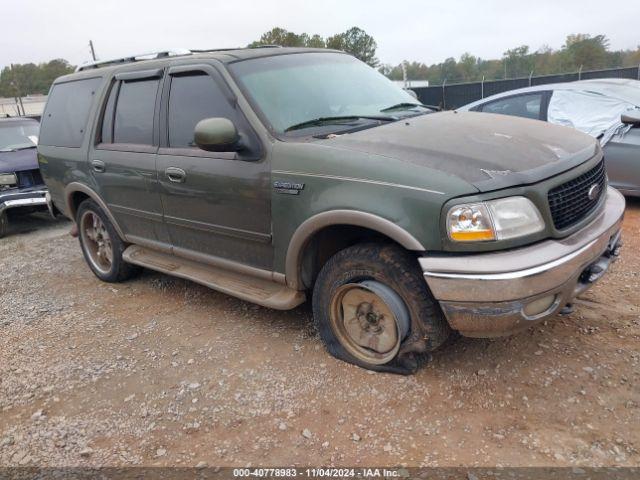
[0,116,51,237]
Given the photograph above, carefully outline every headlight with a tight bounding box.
[447,196,544,242]
[0,173,17,186]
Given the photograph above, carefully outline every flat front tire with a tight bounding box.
[312,243,450,374]
[76,199,139,283]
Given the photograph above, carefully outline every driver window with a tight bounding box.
[168,73,236,148]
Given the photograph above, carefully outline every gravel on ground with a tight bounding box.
[0,202,639,467]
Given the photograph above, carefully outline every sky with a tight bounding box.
[1,0,638,69]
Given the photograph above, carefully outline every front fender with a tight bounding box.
[284,210,426,289]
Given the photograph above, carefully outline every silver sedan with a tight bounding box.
[459,78,640,197]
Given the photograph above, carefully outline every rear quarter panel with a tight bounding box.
[37,75,110,218]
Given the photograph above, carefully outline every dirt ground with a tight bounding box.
[0,200,639,469]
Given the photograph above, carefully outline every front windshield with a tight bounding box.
[229,53,421,134]
[0,121,39,152]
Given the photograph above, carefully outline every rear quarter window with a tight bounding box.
[39,77,102,148]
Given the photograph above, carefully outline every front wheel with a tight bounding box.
[312,243,451,374]
[76,199,140,283]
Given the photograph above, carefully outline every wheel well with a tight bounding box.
[69,191,90,220]
[298,224,402,289]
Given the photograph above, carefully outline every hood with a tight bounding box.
[325,111,598,192]
[0,148,39,173]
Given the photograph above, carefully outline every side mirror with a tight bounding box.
[194,117,240,152]
[621,111,640,126]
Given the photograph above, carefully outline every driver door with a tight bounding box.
[156,64,272,270]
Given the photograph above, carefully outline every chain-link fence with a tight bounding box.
[414,66,640,110]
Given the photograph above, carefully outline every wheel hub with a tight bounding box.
[330,280,410,365]
[80,211,113,274]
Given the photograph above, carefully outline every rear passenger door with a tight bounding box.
[91,69,169,245]
[156,64,272,270]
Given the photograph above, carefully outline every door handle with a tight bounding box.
[165,167,186,183]
[91,160,106,173]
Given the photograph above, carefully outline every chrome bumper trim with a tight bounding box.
[0,191,49,215]
[420,187,625,303]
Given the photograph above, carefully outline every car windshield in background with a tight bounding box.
[230,52,430,134]
[0,121,39,152]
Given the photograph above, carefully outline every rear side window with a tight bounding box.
[481,93,544,120]
[167,73,236,148]
[39,78,101,147]
[113,79,159,145]
[100,82,118,143]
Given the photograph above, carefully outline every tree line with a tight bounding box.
[249,26,379,67]
[2,30,639,97]
[380,34,640,84]
[248,28,640,85]
[0,59,74,97]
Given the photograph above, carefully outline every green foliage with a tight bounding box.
[5,32,640,97]
[248,27,309,48]
[326,27,378,67]
[0,59,75,97]
[379,34,640,85]
[249,26,378,67]
[563,34,610,70]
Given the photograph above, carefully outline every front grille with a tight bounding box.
[16,169,44,188]
[548,159,606,230]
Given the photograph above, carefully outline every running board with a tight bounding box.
[122,245,305,310]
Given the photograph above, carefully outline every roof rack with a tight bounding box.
[76,49,192,72]
[75,45,287,72]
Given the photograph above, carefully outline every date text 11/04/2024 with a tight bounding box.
[232,468,405,478]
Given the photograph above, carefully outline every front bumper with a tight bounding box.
[0,188,51,216]
[420,187,625,337]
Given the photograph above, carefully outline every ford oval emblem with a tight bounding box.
[587,184,601,201]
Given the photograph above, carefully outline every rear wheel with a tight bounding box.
[76,199,139,282]
[313,243,450,374]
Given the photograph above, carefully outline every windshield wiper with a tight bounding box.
[380,102,434,113]
[285,115,395,132]
[0,145,36,152]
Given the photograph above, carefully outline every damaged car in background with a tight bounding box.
[0,116,52,237]
[460,78,640,197]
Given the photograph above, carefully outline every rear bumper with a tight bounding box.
[420,187,625,337]
[0,189,50,216]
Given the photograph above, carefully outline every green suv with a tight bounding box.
[38,47,624,374]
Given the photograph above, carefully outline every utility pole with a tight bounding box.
[89,40,97,61]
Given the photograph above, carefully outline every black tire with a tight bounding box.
[76,199,140,283]
[312,243,451,374]
[0,211,7,238]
